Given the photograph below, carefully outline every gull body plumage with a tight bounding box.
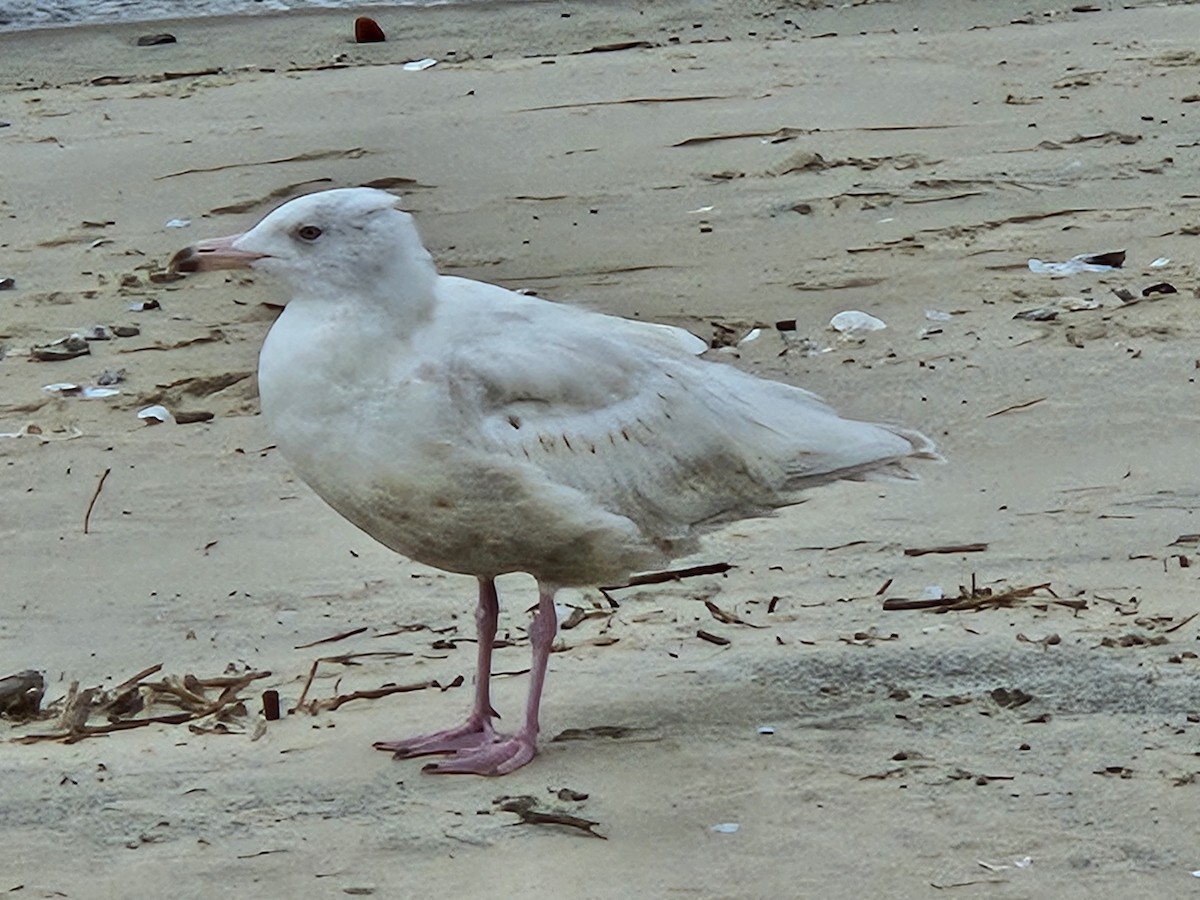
[173,187,936,775]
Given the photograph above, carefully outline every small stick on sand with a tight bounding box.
[83,467,111,534]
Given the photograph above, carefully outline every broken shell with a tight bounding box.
[829,310,886,335]
[137,405,174,425]
[31,335,90,361]
[111,325,141,338]
[402,58,438,71]
[128,299,161,312]
[43,383,120,399]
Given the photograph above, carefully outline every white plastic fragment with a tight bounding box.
[1150,257,1170,268]
[829,310,886,335]
[403,58,438,71]
[137,404,174,425]
[710,823,740,834]
[1028,254,1120,275]
[165,218,191,228]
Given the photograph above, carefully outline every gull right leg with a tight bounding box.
[373,576,500,757]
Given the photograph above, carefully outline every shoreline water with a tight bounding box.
[0,0,471,33]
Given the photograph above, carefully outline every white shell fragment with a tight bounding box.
[756,725,776,735]
[1150,257,1170,268]
[710,823,740,834]
[165,218,192,228]
[43,383,120,399]
[829,310,886,335]
[738,328,762,346]
[402,58,438,71]
[137,404,174,425]
[924,309,952,322]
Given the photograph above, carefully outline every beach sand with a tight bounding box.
[2,1,1200,896]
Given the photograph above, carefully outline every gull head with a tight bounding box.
[170,187,430,300]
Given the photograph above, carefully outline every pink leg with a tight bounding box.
[422,584,558,776]
[373,577,501,757]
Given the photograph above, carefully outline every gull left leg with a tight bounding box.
[422,584,558,776]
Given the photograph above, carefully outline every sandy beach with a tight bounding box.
[2,0,1200,896]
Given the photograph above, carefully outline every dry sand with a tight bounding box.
[2,1,1200,896]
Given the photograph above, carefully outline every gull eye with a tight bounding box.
[295,224,323,242]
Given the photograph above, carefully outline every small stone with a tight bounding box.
[136,33,177,47]
[354,16,386,43]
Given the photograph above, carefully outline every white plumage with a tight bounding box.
[172,187,936,775]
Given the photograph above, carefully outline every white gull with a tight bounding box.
[171,187,937,775]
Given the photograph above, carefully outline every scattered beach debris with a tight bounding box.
[597,561,732,604]
[136,33,177,46]
[0,423,82,442]
[83,467,111,534]
[402,58,438,72]
[774,319,821,356]
[573,40,655,55]
[208,178,335,216]
[81,325,111,341]
[1014,296,1103,321]
[697,628,731,646]
[702,599,764,628]
[291,651,453,715]
[883,576,1060,613]
[494,795,606,839]
[11,663,270,744]
[42,382,120,400]
[262,690,281,721]
[137,404,174,425]
[986,397,1046,417]
[354,16,386,43]
[1028,250,1125,275]
[30,335,89,361]
[904,542,988,557]
[0,670,45,719]
[1141,281,1177,297]
[829,310,886,336]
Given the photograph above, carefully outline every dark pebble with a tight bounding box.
[354,16,386,43]
[137,33,177,47]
